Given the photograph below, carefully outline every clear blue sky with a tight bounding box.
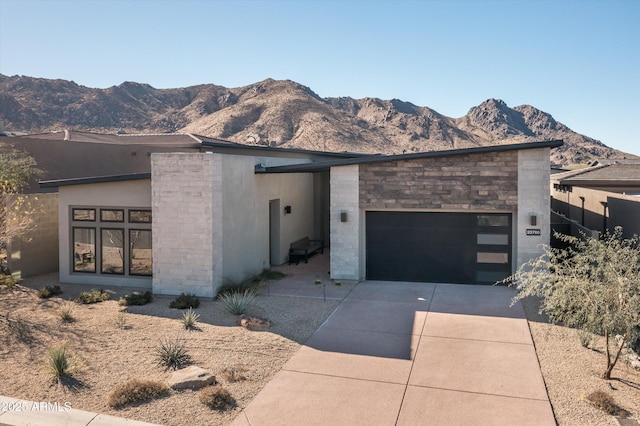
[1,0,638,155]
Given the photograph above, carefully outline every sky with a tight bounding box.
[0,0,638,155]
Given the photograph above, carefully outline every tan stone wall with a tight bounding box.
[359,151,518,211]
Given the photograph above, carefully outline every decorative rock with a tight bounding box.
[168,366,216,390]
[236,314,270,330]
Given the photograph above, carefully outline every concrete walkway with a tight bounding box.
[231,280,555,426]
[0,395,161,426]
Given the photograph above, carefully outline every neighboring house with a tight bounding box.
[551,159,640,238]
[32,134,561,297]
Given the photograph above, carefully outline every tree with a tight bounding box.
[507,228,640,380]
[0,143,41,280]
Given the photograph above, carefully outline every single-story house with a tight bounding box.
[551,159,640,238]
[33,135,562,297]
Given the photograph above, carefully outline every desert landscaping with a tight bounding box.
[0,271,639,426]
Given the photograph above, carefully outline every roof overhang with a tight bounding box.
[256,140,564,174]
[39,173,151,188]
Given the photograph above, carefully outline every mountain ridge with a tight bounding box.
[0,74,632,164]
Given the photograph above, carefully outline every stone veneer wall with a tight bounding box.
[151,153,223,297]
[359,151,518,210]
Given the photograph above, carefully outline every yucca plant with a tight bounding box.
[219,289,255,315]
[47,344,72,378]
[156,338,189,370]
[181,307,200,330]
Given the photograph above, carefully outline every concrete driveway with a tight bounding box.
[231,280,555,426]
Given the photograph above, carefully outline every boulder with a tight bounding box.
[168,366,216,390]
[236,314,270,330]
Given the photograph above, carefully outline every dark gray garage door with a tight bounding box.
[366,212,512,284]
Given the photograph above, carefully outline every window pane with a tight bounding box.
[101,229,124,274]
[477,252,509,264]
[101,209,124,222]
[130,229,152,276]
[129,210,152,223]
[477,234,509,245]
[72,208,95,221]
[477,215,509,227]
[73,228,96,272]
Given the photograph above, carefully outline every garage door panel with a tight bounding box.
[366,212,511,285]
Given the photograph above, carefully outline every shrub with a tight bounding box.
[47,344,72,378]
[219,289,255,315]
[37,285,62,299]
[169,293,199,309]
[0,274,15,288]
[107,379,169,408]
[56,302,75,322]
[216,269,285,298]
[114,312,128,329]
[75,289,111,304]
[221,365,248,383]
[314,279,321,285]
[586,390,620,415]
[199,385,235,410]
[118,291,153,306]
[579,330,593,349]
[156,338,190,370]
[181,307,200,330]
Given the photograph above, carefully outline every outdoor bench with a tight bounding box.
[288,237,324,265]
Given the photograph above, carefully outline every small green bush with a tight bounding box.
[114,312,128,329]
[219,289,255,315]
[578,330,592,348]
[199,385,235,410]
[169,293,200,309]
[156,338,190,370]
[586,390,620,415]
[108,379,169,408]
[56,302,75,322]
[119,291,153,306]
[181,307,200,330]
[314,279,322,285]
[0,274,15,288]
[47,344,72,378]
[75,289,111,304]
[37,285,62,299]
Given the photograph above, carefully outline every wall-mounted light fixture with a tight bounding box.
[284,205,292,214]
[529,212,537,226]
[341,211,348,223]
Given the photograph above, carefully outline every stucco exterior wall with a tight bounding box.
[517,148,551,266]
[58,179,152,287]
[8,193,59,280]
[222,155,315,285]
[152,153,317,297]
[152,153,220,297]
[330,165,361,280]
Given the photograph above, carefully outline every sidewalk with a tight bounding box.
[0,395,161,426]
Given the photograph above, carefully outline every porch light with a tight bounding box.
[341,211,348,223]
[529,213,537,226]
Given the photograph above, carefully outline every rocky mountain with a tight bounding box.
[0,74,633,164]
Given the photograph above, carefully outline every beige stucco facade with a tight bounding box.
[57,179,152,288]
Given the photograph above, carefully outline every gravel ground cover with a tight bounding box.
[1,273,638,425]
[0,273,340,426]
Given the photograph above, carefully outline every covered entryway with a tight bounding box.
[365,211,512,284]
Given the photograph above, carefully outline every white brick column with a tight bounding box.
[517,148,551,268]
[330,165,361,280]
[151,153,222,297]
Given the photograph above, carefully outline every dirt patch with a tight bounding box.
[0,274,339,425]
[522,297,640,425]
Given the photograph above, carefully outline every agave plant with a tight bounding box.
[219,289,256,315]
[181,307,201,330]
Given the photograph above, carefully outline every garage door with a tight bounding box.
[366,212,512,284]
